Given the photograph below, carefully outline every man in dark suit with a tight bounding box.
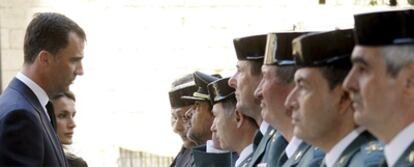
[343,9,414,166]
[0,12,86,166]
[286,29,384,167]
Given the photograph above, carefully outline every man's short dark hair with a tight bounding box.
[249,61,262,76]
[320,65,351,90]
[52,91,76,102]
[275,66,297,84]
[24,12,86,64]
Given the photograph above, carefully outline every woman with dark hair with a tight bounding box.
[52,91,88,167]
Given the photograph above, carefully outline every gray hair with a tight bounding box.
[381,45,414,77]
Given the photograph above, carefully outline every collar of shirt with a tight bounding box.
[16,72,50,120]
[235,144,253,167]
[260,121,270,135]
[385,122,414,167]
[206,140,229,153]
[285,136,303,158]
[325,127,365,167]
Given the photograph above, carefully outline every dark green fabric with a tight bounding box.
[333,131,384,167]
[281,142,324,167]
[394,140,414,167]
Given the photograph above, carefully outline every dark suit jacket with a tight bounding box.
[0,78,68,166]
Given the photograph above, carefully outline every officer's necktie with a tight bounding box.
[46,101,57,131]
[279,153,288,165]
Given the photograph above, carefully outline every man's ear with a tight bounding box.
[235,110,244,128]
[37,50,52,66]
[337,86,352,115]
[402,62,414,97]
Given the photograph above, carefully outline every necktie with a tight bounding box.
[279,153,288,166]
[46,101,57,131]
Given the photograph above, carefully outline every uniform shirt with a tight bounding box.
[206,140,230,153]
[235,144,253,167]
[16,72,50,121]
[260,121,270,135]
[385,122,414,167]
[285,137,303,158]
[325,127,365,167]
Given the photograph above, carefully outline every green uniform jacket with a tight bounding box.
[281,142,324,167]
[248,127,288,167]
[324,131,384,167]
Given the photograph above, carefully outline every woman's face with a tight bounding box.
[53,96,77,145]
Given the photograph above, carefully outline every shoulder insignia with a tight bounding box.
[294,151,303,161]
[338,156,347,165]
[365,141,384,153]
[406,150,414,163]
[269,129,275,136]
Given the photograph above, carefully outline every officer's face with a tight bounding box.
[254,65,294,129]
[229,61,262,121]
[211,103,237,151]
[285,68,344,145]
[171,105,195,148]
[343,46,401,129]
[187,101,213,145]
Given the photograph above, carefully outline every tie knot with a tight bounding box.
[45,101,57,131]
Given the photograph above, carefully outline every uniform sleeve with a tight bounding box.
[0,109,44,166]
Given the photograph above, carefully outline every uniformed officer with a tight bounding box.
[285,29,384,167]
[209,77,258,167]
[169,74,198,167]
[343,9,414,167]
[182,71,220,146]
[254,32,324,167]
[182,71,235,167]
[228,34,278,167]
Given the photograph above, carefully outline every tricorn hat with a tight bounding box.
[207,77,235,105]
[181,71,221,102]
[264,32,309,66]
[354,9,414,46]
[292,29,355,67]
[233,34,267,62]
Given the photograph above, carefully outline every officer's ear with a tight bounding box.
[402,62,414,98]
[235,110,244,128]
[337,86,352,115]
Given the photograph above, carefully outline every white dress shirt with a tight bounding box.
[260,121,270,135]
[206,140,229,153]
[285,136,303,158]
[235,144,253,167]
[385,122,414,167]
[16,72,50,121]
[325,127,365,167]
